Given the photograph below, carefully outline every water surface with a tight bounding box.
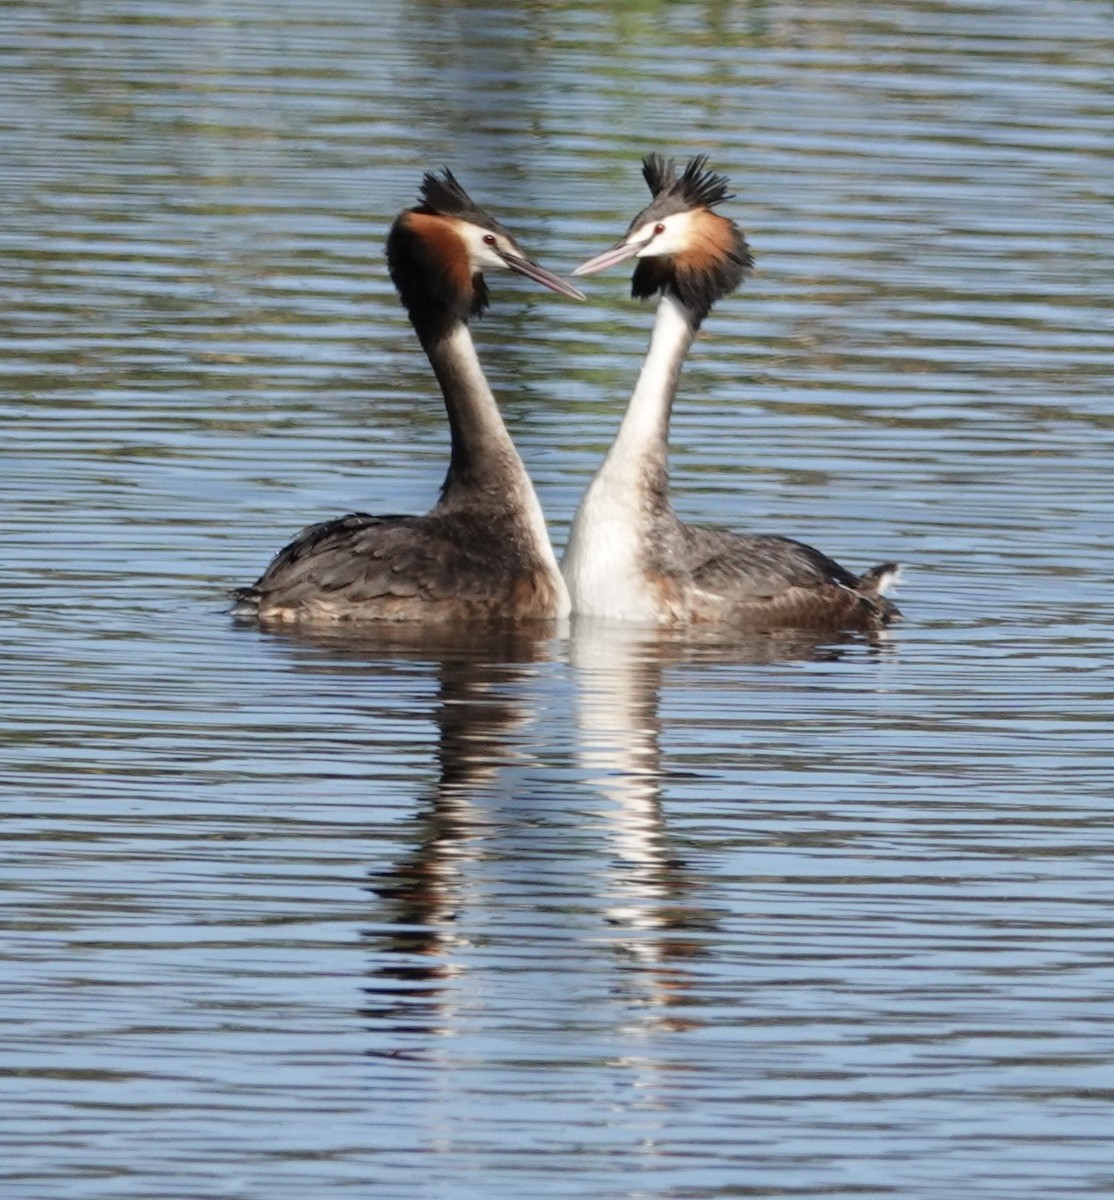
[3,1,1114,1197]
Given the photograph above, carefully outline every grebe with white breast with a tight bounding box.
[561,154,899,632]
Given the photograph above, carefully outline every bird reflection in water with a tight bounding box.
[264,623,558,1042]
[247,619,888,1055]
[569,620,875,1034]
[361,626,552,1036]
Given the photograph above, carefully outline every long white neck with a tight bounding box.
[602,294,694,478]
[561,294,696,621]
[427,323,570,617]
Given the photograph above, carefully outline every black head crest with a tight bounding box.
[638,153,734,221]
[675,155,733,209]
[415,168,500,233]
[641,153,677,198]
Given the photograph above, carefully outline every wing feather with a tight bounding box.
[235,511,544,622]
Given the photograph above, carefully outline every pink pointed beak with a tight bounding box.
[501,252,586,301]
[572,236,649,277]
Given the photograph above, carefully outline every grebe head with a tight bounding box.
[573,154,753,324]
[387,169,584,339]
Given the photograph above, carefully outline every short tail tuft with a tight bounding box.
[855,562,902,625]
[229,586,261,619]
[859,562,901,597]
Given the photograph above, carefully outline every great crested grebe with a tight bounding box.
[561,154,900,632]
[234,170,584,625]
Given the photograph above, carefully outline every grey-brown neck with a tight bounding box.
[421,324,531,505]
[420,312,570,615]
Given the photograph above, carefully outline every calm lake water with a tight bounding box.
[3,1,1114,1197]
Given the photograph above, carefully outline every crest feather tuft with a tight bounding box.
[416,168,494,228]
[641,154,734,210]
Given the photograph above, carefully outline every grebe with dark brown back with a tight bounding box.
[562,154,899,632]
[234,170,584,626]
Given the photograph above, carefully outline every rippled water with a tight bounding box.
[4,1,1114,1197]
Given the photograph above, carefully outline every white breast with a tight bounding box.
[562,295,695,625]
[562,474,664,622]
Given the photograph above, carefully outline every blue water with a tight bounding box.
[3,1,1114,1197]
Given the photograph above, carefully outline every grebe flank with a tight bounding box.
[234,169,584,626]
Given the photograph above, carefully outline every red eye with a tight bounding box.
[654,223,666,234]
[482,234,497,246]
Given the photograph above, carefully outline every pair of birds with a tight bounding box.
[234,155,899,633]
